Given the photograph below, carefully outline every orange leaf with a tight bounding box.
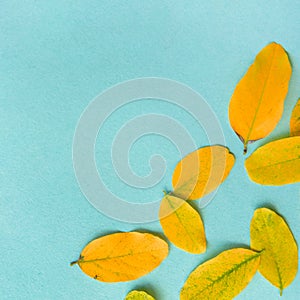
[172,145,235,200]
[229,42,292,153]
[71,232,168,282]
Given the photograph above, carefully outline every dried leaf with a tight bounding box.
[159,194,206,254]
[229,42,292,154]
[125,290,155,300]
[172,145,235,200]
[245,136,300,185]
[180,248,261,300]
[290,98,300,136]
[71,232,168,282]
[250,208,298,295]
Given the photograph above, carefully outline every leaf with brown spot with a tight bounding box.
[71,232,168,282]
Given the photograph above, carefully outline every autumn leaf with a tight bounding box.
[290,98,300,136]
[71,232,168,282]
[245,136,300,185]
[180,248,261,300]
[125,290,155,300]
[229,42,292,154]
[172,145,235,200]
[250,208,298,295]
[159,194,206,254]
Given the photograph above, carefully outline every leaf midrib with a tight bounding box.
[244,45,277,146]
[188,252,261,297]
[248,156,299,171]
[165,195,199,249]
[78,248,165,264]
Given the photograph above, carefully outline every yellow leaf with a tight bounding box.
[159,195,206,254]
[172,145,235,200]
[290,98,300,136]
[125,290,155,300]
[245,136,300,185]
[180,248,261,300]
[229,42,292,154]
[71,232,168,282]
[250,208,298,295]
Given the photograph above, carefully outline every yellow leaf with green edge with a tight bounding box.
[290,98,300,136]
[125,290,155,300]
[180,248,261,300]
[172,145,235,200]
[159,195,206,254]
[71,232,168,282]
[229,42,292,154]
[245,136,300,185]
[250,208,298,295]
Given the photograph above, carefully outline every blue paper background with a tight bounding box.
[1,1,300,299]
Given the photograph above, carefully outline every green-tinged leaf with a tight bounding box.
[250,208,298,295]
[245,136,300,185]
[125,290,155,300]
[180,248,261,300]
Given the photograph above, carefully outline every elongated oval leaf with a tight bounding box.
[250,208,298,295]
[125,290,155,300]
[172,145,235,200]
[229,42,292,153]
[71,232,168,282]
[159,195,206,254]
[180,248,261,300]
[245,136,300,185]
[290,98,300,136]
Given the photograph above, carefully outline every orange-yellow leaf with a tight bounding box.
[71,232,168,282]
[180,248,261,300]
[290,98,300,136]
[125,290,155,300]
[245,136,300,185]
[229,42,292,153]
[159,195,206,254]
[250,208,298,295]
[172,145,235,200]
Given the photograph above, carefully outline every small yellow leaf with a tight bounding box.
[172,145,235,200]
[180,248,261,300]
[159,195,206,254]
[71,232,168,282]
[250,208,298,295]
[245,136,300,185]
[125,290,155,300]
[290,98,300,136]
[229,42,292,153]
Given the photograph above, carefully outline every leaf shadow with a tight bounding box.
[255,201,278,212]
[127,283,158,299]
[133,228,166,241]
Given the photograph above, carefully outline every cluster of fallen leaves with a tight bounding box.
[71,42,299,299]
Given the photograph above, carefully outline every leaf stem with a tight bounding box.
[243,143,248,155]
[70,260,78,266]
